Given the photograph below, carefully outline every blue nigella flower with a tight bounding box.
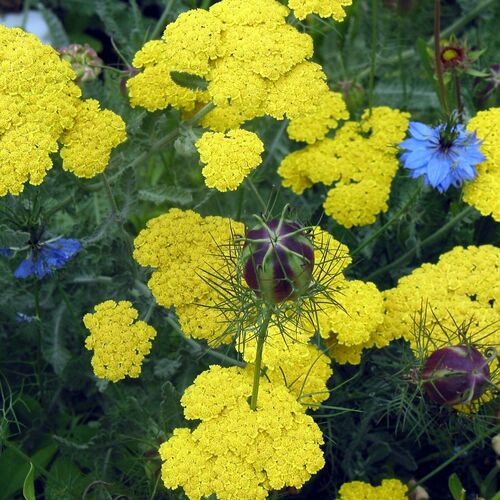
[15,312,35,323]
[0,248,13,257]
[400,121,486,193]
[13,238,81,279]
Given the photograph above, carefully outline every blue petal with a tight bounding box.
[0,248,12,257]
[402,147,433,169]
[46,239,81,260]
[426,156,450,188]
[408,122,436,140]
[14,257,36,279]
[33,256,53,279]
[42,239,81,270]
[399,137,423,151]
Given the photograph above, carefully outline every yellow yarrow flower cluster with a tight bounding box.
[128,0,348,190]
[60,99,127,178]
[338,479,408,500]
[0,25,126,196]
[289,0,353,21]
[83,300,157,382]
[380,245,500,352]
[133,209,244,345]
[279,107,410,227]
[464,107,500,221]
[159,366,325,500]
[195,129,264,191]
[237,324,333,409]
[311,228,387,365]
[319,280,386,365]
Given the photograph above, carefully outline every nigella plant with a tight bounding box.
[399,119,486,192]
[198,205,346,410]
[0,230,81,280]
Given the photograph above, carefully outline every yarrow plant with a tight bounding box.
[0,25,126,196]
[2,1,500,499]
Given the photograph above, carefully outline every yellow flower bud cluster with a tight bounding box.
[279,107,410,227]
[83,300,157,382]
[338,479,408,499]
[195,129,264,191]
[127,0,348,190]
[159,365,325,500]
[133,209,244,345]
[380,245,500,352]
[288,0,353,21]
[0,26,126,196]
[464,107,500,221]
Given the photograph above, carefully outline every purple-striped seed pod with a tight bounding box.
[422,345,491,406]
[241,218,314,304]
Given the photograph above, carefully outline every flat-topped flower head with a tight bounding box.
[400,121,485,193]
[84,300,157,382]
[338,479,408,500]
[159,366,325,499]
[0,25,126,196]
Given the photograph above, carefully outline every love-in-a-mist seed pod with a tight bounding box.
[422,345,491,405]
[241,218,314,304]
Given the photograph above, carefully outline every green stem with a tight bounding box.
[101,172,138,278]
[453,70,464,119]
[94,102,215,187]
[434,0,450,116]
[351,184,422,257]
[367,0,377,113]
[165,316,246,368]
[150,0,175,40]
[250,309,272,411]
[246,178,268,215]
[367,205,475,281]
[54,277,85,336]
[34,282,43,396]
[357,0,495,80]
[409,424,500,492]
[45,195,74,218]
[2,440,78,495]
[397,19,407,105]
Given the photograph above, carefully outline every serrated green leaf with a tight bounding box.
[42,305,71,376]
[448,473,466,500]
[160,381,183,433]
[137,187,193,206]
[465,68,490,77]
[37,4,69,47]
[416,38,435,81]
[22,463,35,500]
[170,71,209,91]
[0,226,29,248]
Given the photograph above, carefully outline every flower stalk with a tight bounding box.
[434,0,450,116]
[250,308,272,410]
